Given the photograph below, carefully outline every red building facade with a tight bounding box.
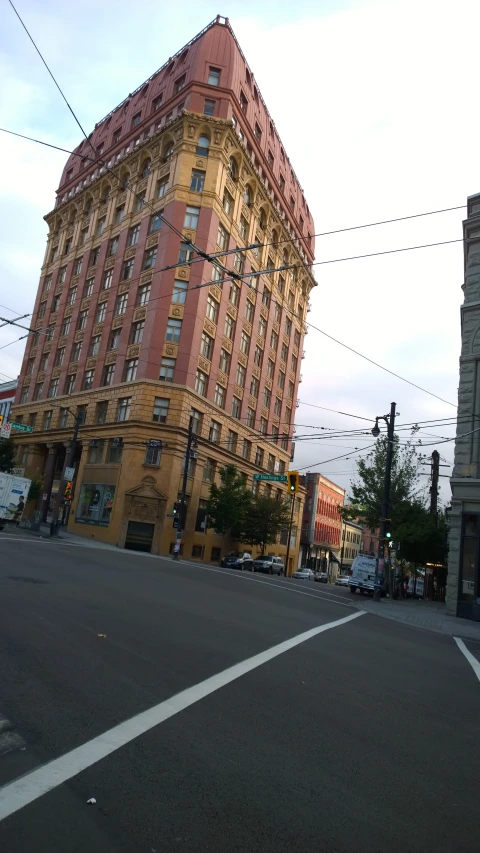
[300,473,345,572]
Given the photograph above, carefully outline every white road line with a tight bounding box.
[0,610,365,821]
[453,636,480,683]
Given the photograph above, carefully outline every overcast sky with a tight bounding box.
[1,0,478,503]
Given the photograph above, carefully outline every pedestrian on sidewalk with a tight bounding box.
[173,541,181,560]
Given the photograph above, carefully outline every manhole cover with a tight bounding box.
[7,576,49,584]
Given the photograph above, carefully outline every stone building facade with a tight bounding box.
[11,16,315,568]
[448,192,480,618]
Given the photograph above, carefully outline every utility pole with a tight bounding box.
[429,450,440,520]
[373,402,396,601]
[178,419,197,542]
[284,493,296,577]
[50,412,81,536]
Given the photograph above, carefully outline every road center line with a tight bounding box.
[0,610,365,821]
[453,636,480,682]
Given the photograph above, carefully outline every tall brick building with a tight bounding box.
[12,15,316,565]
[300,474,344,574]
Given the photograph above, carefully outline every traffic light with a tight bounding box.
[0,415,3,426]
[64,481,72,501]
[173,502,181,530]
[385,518,392,540]
[288,471,299,493]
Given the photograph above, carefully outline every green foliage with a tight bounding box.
[242,494,292,554]
[0,438,16,473]
[206,464,251,538]
[395,503,447,566]
[27,472,43,503]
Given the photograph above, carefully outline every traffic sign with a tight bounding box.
[252,474,288,482]
[64,466,75,480]
[0,421,12,438]
[10,422,33,433]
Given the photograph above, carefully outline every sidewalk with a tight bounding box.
[353,596,480,642]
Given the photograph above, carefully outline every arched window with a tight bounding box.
[259,209,266,230]
[141,158,151,178]
[196,136,210,157]
[101,185,110,204]
[283,249,289,265]
[243,185,252,206]
[163,142,173,163]
[228,156,238,182]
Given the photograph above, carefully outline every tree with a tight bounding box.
[394,502,447,566]
[342,430,423,530]
[0,438,16,473]
[206,464,251,541]
[242,494,292,555]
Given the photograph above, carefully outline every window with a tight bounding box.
[95,401,108,424]
[26,357,35,375]
[250,376,259,398]
[40,352,49,371]
[76,405,87,426]
[103,269,113,290]
[211,265,222,283]
[243,186,252,207]
[263,288,271,308]
[274,397,282,416]
[44,274,52,292]
[20,387,28,404]
[83,368,95,390]
[184,205,200,229]
[258,315,267,338]
[289,195,295,211]
[64,237,73,255]
[267,453,275,473]
[270,330,278,350]
[58,265,67,284]
[214,383,225,408]
[190,409,202,436]
[288,380,294,399]
[61,317,71,336]
[219,348,230,374]
[117,397,131,421]
[124,358,138,382]
[130,321,144,344]
[206,296,218,323]
[76,482,116,527]
[291,354,298,373]
[67,285,77,306]
[84,277,94,297]
[200,332,213,360]
[245,299,254,323]
[159,357,175,381]
[137,283,151,306]
[235,363,246,387]
[254,346,263,368]
[135,191,146,212]
[178,242,193,265]
[157,177,169,198]
[195,369,208,396]
[255,447,264,467]
[240,91,248,113]
[65,375,75,395]
[279,175,285,193]
[114,206,125,225]
[208,67,220,86]
[122,257,134,280]
[232,396,241,419]
[109,328,121,350]
[73,256,83,275]
[233,252,244,274]
[274,302,282,323]
[294,328,301,348]
[115,293,128,315]
[227,430,237,453]
[264,388,271,408]
[152,397,169,423]
[209,420,220,443]
[89,334,101,357]
[145,441,162,466]
[204,99,215,115]
[76,310,87,331]
[58,408,68,428]
[88,439,105,464]
[281,343,288,362]
[228,156,238,182]
[132,113,141,128]
[174,72,186,92]
[128,224,140,246]
[49,378,59,398]
[246,407,255,428]
[172,280,188,304]
[166,318,182,342]
[285,406,292,424]
[223,189,233,216]
[51,295,60,313]
[229,282,240,307]
[90,247,100,266]
[43,410,52,429]
[71,340,82,361]
[203,458,216,483]
[240,331,250,355]
[260,417,268,435]
[278,370,285,390]
[153,94,163,111]
[239,216,248,241]
[217,224,228,251]
[113,128,121,142]
[94,298,107,324]
[150,212,163,233]
[109,438,123,463]
[285,316,292,336]
[107,237,119,258]
[224,314,235,340]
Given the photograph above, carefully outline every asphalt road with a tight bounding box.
[0,535,478,853]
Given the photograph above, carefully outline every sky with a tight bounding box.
[1,0,478,504]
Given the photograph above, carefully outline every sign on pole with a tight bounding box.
[10,423,33,433]
[64,466,75,480]
[252,474,288,482]
[0,422,12,439]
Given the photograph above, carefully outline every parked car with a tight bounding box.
[293,567,314,580]
[314,572,328,583]
[220,552,253,570]
[335,575,349,586]
[253,555,285,575]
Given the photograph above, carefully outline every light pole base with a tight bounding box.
[373,586,382,601]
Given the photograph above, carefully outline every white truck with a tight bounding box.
[0,473,31,530]
[348,554,377,595]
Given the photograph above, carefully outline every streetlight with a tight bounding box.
[372,403,397,601]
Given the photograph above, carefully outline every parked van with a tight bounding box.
[407,577,424,598]
[348,555,377,595]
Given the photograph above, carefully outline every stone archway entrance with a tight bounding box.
[121,476,167,554]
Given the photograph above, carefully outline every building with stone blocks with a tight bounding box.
[448,192,480,619]
[10,16,315,568]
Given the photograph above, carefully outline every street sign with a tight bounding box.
[0,421,12,438]
[252,474,288,482]
[166,513,175,517]
[10,422,33,433]
[64,466,75,480]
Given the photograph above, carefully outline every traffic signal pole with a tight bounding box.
[50,413,80,536]
[284,472,298,577]
[373,402,396,601]
[178,419,195,541]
